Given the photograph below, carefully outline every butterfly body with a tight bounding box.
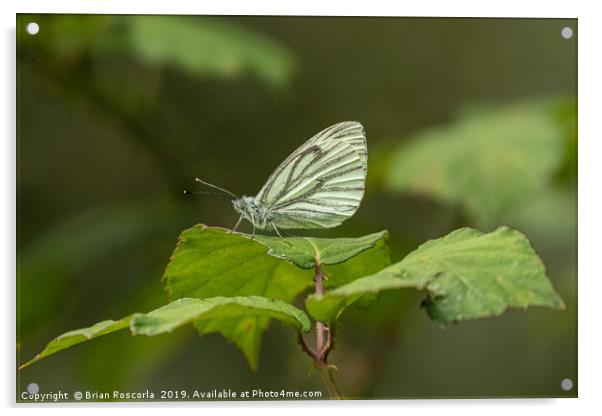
[232,196,273,230]
[200,121,367,234]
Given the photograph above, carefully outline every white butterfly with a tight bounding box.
[193,121,367,236]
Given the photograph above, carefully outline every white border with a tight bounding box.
[5,0,582,17]
[3,1,600,415]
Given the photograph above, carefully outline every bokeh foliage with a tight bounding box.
[17,14,576,399]
[383,100,570,227]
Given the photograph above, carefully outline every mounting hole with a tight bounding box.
[560,378,574,391]
[27,382,39,394]
[26,22,39,35]
[560,26,573,39]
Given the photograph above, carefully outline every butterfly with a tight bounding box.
[190,121,367,237]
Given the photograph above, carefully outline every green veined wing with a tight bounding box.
[255,121,367,229]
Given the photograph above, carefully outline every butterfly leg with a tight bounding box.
[272,224,292,246]
[229,214,244,234]
[248,212,257,239]
[272,223,284,238]
[281,228,299,238]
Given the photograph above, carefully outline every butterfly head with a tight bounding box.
[232,196,271,229]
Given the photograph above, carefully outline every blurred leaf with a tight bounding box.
[17,15,113,62]
[252,231,388,269]
[551,98,577,185]
[384,101,565,227]
[20,318,131,369]
[96,16,296,88]
[18,15,295,89]
[307,227,565,324]
[131,296,311,336]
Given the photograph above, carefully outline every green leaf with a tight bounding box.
[20,318,131,369]
[21,295,310,369]
[163,225,312,369]
[163,225,390,368]
[131,296,311,336]
[252,230,388,269]
[20,15,296,89]
[23,225,390,371]
[321,236,391,289]
[307,227,565,324]
[385,101,565,227]
[98,16,296,89]
[252,231,391,308]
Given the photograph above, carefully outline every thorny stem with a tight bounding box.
[298,263,342,399]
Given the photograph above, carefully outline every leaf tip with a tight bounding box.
[18,360,33,371]
[553,296,567,310]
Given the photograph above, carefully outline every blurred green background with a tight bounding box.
[16,15,577,399]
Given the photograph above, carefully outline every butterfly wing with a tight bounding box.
[255,121,367,229]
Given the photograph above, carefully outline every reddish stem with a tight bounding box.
[298,262,342,399]
[315,263,326,355]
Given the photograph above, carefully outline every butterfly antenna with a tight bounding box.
[194,178,239,199]
[183,190,229,198]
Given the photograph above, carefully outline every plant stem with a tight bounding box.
[298,263,342,399]
[316,359,342,399]
[314,264,326,355]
